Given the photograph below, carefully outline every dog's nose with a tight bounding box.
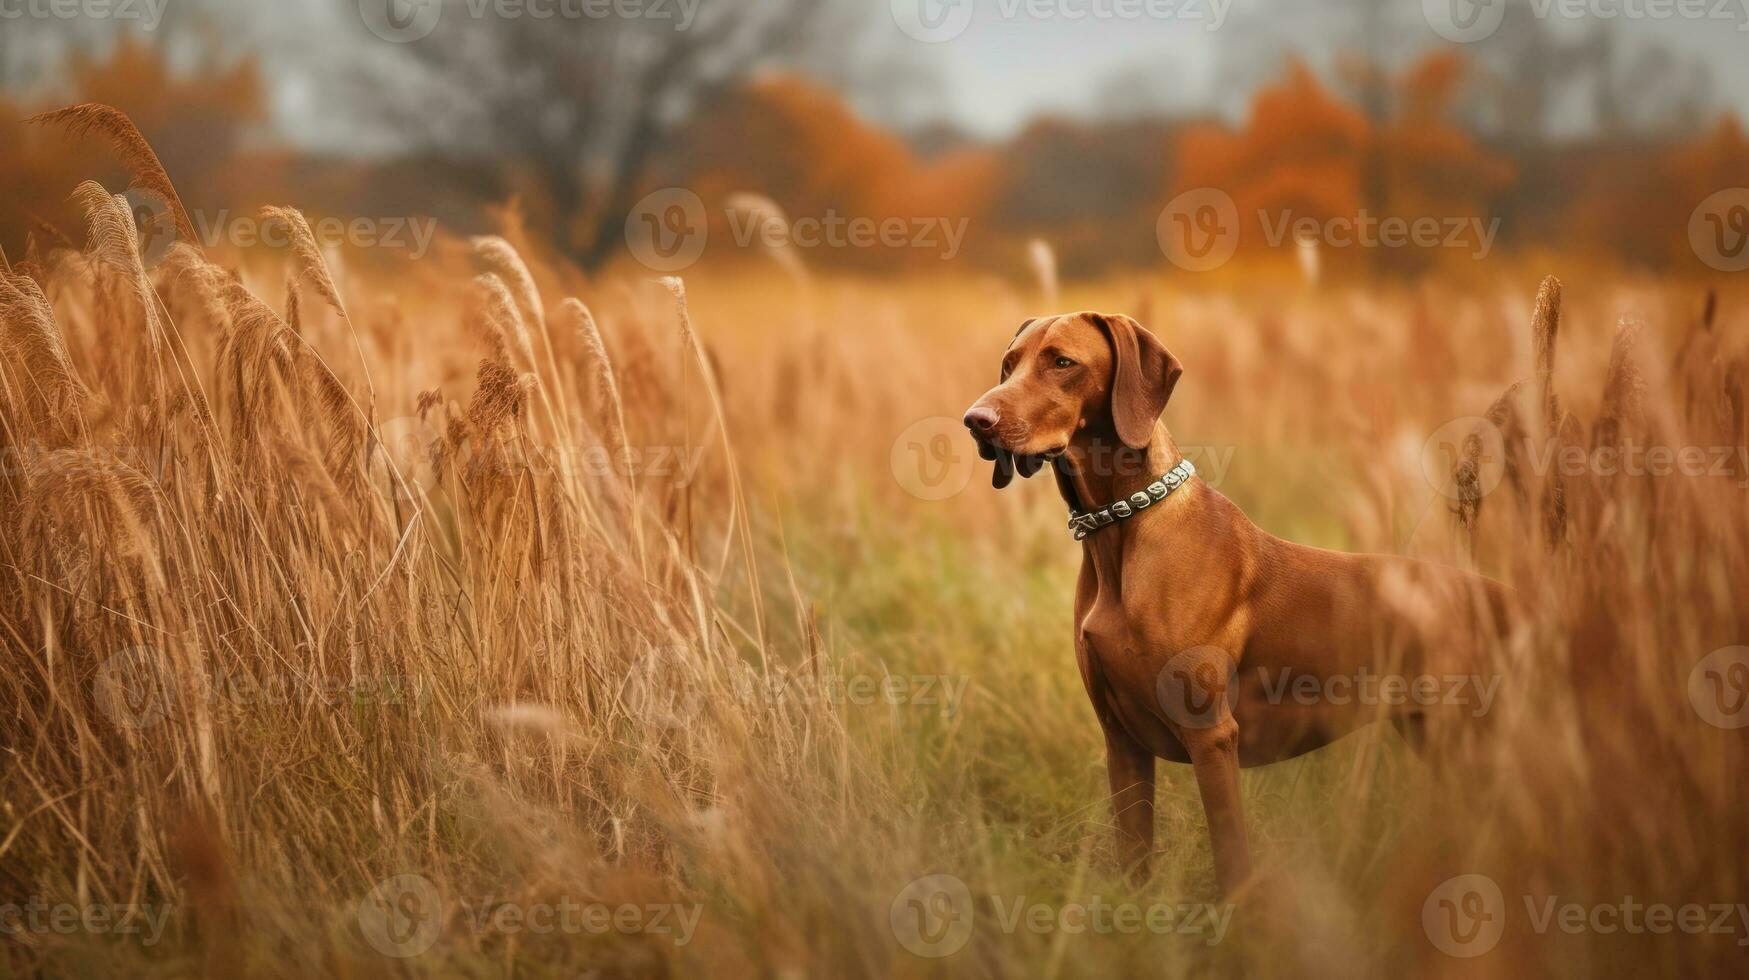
[963,405,999,436]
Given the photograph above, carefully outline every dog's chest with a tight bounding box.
[1079,619,1192,761]
[1079,597,1161,692]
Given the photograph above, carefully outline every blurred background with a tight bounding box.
[3,0,1747,279]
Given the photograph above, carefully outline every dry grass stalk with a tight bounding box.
[27,103,198,244]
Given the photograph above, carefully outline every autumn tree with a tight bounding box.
[369,0,851,271]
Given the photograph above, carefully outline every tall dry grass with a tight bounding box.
[2,108,1747,978]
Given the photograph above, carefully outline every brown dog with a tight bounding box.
[963,312,1512,895]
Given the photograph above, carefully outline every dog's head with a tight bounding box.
[963,312,1182,488]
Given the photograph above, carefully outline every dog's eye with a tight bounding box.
[1053,357,1076,369]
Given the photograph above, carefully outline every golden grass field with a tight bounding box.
[3,111,1748,978]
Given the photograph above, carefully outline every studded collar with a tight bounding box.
[1066,458,1196,541]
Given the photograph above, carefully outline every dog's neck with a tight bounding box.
[1053,421,1182,517]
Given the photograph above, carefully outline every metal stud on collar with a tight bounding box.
[1068,459,1196,541]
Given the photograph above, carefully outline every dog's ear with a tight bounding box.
[1090,312,1183,449]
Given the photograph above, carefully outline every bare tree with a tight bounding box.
[370,0,840,269]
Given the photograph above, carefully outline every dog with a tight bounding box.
[963,312,1513,896]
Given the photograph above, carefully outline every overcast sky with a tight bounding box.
[873,0,1749,136]
[14,0,1749,149]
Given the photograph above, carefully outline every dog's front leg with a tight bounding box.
[1181,715,1252,897]
[1104,728,1155,881]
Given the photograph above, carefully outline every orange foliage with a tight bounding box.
[1172,56,1513,268]
[1562,116,1749,269]
[664,74,998,268]
[1380,52,1514,222]
[1175,63,1370,233]
[1,39,264,257]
